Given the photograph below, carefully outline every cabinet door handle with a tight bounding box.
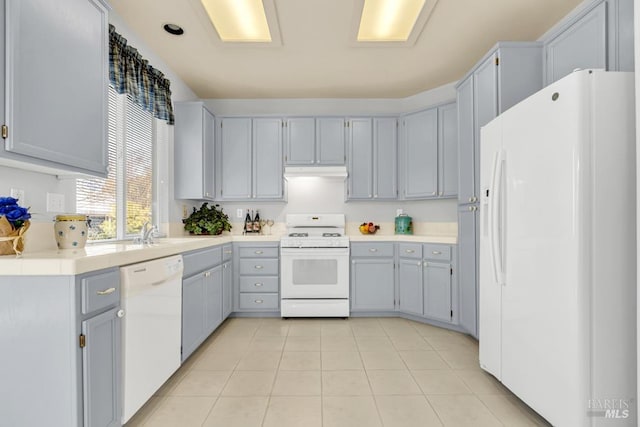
[405,249,414,254]
[468,196,474,202]
[369,248,378,252]
[224,250,233,254]
[439,192,443,196]
[416,261,421,266]
[116,309,125,318]
[255,250,263,254]
[254,283,263,287]
[424,261,428,267]
[254,299,264,304]
[204,271,211,277]
[96,287,116,296]
[432,251,441,255]
[432,192,436,195]
[254,265,263,269]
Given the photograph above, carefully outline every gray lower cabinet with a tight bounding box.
[82,307,121,427]
[422,245,454,323]
[174,102,215,200]
[1,0,109,176]
[543,0,634,85]
[0,267,121,427]
[350,243,395,311]
[218,117,284,200]
[234,243,280,313]
[394,243,456,325]
[398,258,424,316]
[222,244,233,319]
[347,117,398,200]
[181,245,226,361]
[458,206,478,338]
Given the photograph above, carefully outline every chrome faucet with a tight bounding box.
[138,221,155,244]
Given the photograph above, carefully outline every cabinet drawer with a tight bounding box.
[222,244,233,261]
[423,244,451,261]
[398,243,422,259]
[239,293,279,310]
[238,246,279,258]
[240,276,279,293]
[351,243,394,258]
[183,246,222,276]
[239,259,279,275]
[82,269,120,314]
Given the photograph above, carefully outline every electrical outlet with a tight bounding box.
[10,188,25,203]
[182,205,188,219]
[46,193,66,213]
[236,209,243,219]
[396,209,403,216]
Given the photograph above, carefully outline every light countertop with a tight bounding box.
[0,232,456,276]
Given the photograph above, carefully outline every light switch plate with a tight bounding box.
[237,209,243,218]
[46,193,65,213]
[10,188,25,203]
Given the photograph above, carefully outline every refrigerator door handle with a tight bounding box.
[489,150,505,286]
[494,152,506,286]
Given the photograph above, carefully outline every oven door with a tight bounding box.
[280,247,349,298]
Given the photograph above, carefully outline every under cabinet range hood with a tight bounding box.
[283,166,348,180]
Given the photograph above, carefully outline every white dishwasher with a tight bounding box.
[120,255,183,424]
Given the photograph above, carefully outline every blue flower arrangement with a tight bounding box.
[0,197,31,229]
[0,197,31,255]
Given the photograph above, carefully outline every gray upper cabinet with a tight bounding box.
[219,118,252,200]
[374,118,398,199]
[400,109,438,199]
[543,0,634,85]
[347,118,374,199]
[437,103,458,198]
[456,42,543,205]
[219,117,284,201]
[1,0,109,176]
[253,118,284,199]
[316,118,346,165]
[285,118,315,165]
[457,78,475,205]
[174,102,215,200]
[347,117,397,201]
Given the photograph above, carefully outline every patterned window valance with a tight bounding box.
[109,24,174,125]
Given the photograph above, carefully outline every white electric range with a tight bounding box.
[280,214,350,317]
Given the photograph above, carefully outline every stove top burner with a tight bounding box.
[322,233,342,237]
[289,233,309,237]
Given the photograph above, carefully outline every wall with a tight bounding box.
[217,177,456,229]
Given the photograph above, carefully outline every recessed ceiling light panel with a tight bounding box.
[358,0,426,41]
[200,0,272,42]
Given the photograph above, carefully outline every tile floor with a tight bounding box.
[125,317,550,427]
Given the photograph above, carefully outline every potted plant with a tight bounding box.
[183,203,232,235]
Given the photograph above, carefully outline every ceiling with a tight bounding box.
[109,0,583,99]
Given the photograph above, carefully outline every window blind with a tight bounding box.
[76,86,154,240]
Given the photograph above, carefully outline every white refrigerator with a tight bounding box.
[479,70,636,426]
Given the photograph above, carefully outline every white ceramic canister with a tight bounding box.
[54,214,89,249]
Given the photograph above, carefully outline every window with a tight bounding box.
[76,86,158,241]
